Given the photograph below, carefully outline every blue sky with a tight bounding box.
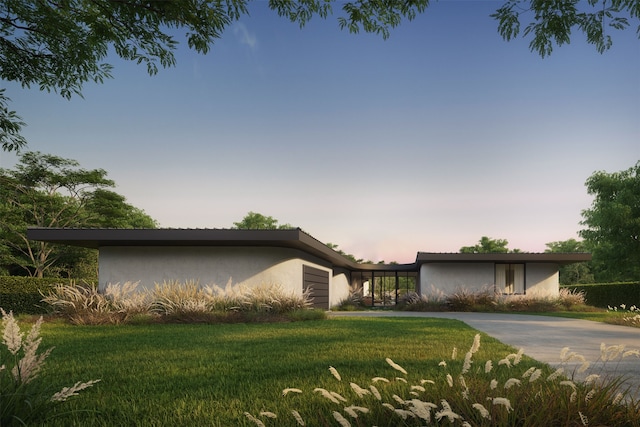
[2,1,639,263]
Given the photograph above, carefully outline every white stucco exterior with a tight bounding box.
[28,228,590,309]
[419,262,560,296]
[525,263,559,296]
[420,263,495,295]
[330,271,351,308]
[99,246,336,298]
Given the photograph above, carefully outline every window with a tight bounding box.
[495,264,525,294]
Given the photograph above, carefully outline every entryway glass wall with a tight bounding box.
[351,270,418,307]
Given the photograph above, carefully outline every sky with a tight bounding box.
[1,1,639,264]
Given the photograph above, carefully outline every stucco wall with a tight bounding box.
[525,263,559,296]
[330,270,350,308]
[98,246,336,299]
[419,263,495,295]
[419,262,559,296]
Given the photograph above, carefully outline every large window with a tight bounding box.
[351,270,417,306]
[495,264,525,294]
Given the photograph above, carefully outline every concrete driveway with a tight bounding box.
[329,311,640,395]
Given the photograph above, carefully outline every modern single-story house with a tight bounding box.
[27,228,591,309]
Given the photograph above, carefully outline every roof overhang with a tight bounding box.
[26,228,590,271]
[26,227,368,269]
[416,252,592,265]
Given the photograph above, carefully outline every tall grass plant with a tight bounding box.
[43,281,317,324]
[0,309,99,426]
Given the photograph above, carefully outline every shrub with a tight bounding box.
[0,277,77,314]
[565,282,640,309]
[0,309,99,426]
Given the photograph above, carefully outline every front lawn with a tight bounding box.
[15,317,636,426]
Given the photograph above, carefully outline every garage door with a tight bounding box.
[303,265,329,309]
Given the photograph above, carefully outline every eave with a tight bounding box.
[416,252,592,265]
[26,227,365,270]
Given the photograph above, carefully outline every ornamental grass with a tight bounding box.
[43,281,318,324]
[608,304,640,328]
[245,333,640,427]
[398,287,589,313]
[0,309,99,426]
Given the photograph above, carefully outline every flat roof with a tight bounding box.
[417,252,592,265]
[27,228,591,270]
[26,227,365,269]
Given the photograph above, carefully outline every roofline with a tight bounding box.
[416,252,592,265]
[26,227,370,270]
[26,228,591,271]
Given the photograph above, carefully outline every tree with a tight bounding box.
[459,236,520,254]
[492,0,639,58]
[326,242,367,264]
[0,151,157,277]
[545,238,594,284]
[580,161,640,282]
[232,211,292,230]
[2,0,638,152]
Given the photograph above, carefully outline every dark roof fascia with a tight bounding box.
[26,227,365,270]
[416,252,592,265]
[349,263,418,272]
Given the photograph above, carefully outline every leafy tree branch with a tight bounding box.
[2,0,637,152]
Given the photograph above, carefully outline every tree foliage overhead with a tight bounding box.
[459,236,521,254]
[580,161,640,281]
[2,0,638,152]
[492,0,639,58]
[0,151,157,277]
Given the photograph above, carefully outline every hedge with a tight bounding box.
[0,276,80,314]
[563,282,640,309]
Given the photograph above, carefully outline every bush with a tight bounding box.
[564,282,640,309]
[0,277,78,314]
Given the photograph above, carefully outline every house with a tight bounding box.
[27,228,591,309]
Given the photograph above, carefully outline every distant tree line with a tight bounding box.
[2,155,638,284]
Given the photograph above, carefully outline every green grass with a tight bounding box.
[6,316,634,426]
[524,309,639,325]
[35,317,534,426]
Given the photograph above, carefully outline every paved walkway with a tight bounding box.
[329,311,640,395]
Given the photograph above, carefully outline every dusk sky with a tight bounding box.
[2,2,638,264]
